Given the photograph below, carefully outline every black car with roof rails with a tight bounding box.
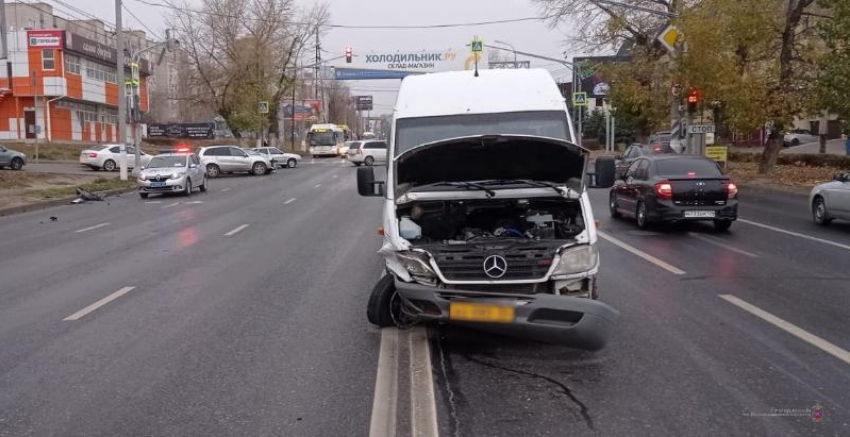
[609,154,738,230]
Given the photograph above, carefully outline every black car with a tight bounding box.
[609,155,738,230]
[615,143,675,178]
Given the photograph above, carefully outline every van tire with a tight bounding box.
[367,274,398,327]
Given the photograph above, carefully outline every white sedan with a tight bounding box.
[80,144,151,171]
[254,147,302,168]
[810,171,850,225]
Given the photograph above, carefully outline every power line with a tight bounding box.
[38,0,117,42]
[48,0,116,30]
[123,4,164,40]
[131,0,556,29]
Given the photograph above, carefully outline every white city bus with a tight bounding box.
[307,124,345,157]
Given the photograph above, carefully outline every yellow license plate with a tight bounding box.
[449,302,515,323]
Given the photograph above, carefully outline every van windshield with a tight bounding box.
[394,111,570,156]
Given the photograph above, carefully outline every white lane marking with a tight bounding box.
[369,327,400,437]
[75,222,111,234]
[598,231,686,275]
[185,201,204,204]
[144,201,162,204]
[409,326,438,437]
[738,219,850,252]
[284,198,297,204]
[223,224,249,236]
[221,187,232,192]
[314,183,322,188]
[333,174,339,178]
[719,294,850,366]
[162,202,180,209]
[688,232,759,258]
[64,286,136,321]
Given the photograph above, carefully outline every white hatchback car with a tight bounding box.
[254,147,302,168]
[347,140,388,166]
[80,144,151,171]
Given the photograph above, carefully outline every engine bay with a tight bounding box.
[396,198,585,244]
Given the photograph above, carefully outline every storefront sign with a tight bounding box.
[27,30,63,50]
[363,50,459,70]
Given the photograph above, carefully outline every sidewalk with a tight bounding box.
[781,138,848,155]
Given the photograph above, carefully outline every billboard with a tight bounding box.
[572,55,630,98]
[148,122,215,139]
[282,100,321,120]
[27,30,63,50]
[355,95,373,111]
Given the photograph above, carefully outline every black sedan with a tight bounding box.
[609,155,738,230]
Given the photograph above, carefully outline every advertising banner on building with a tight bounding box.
[27,30,63,50]
[355,95,373,111]
[282,100,321,120]
[64,32,151,74]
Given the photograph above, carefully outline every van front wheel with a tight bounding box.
[367,274,401,327]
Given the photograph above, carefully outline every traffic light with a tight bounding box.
[687,89,699,114]
[345,46,353,63]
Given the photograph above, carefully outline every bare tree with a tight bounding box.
[170,0,328,136]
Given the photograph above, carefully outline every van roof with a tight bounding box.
[394,69,566,119]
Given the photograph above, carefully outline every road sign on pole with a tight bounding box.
[471,37,484,53]
[687,123,715,134]
[258,101,269,114]
[572,92,588,107]
[658,24,682,52]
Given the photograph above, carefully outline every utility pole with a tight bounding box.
[115,0,128,181]
[1,0,9,83]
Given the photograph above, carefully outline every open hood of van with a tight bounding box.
[395,135,588,189]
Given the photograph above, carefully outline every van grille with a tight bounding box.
[432,247,553,281]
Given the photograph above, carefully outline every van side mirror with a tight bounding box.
[357,166,385,196]
[834,172,849,182]
[590,156,616,188]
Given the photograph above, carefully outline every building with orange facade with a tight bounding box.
[0,28,150,143]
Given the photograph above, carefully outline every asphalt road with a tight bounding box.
[1,159,848,436]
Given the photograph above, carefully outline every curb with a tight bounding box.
[0,187,137,218]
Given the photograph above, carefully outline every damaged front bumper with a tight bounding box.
[395,279,619,351]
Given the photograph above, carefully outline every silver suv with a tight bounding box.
[138,152,206,198]
[198,145,273,177]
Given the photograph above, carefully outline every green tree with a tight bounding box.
[814,0,849,123]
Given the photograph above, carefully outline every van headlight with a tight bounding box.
[396,251,437,285]
[553,244,598,275]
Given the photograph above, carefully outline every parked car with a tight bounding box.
[615,143,674,178]
[253,147,302,168]
[347,140,387,166]
[0,145,26,170]
[79,144,151,171]
[783,129,819,147]
[810,171,850,225]
[649,131,685,154]
[138,152,206,198]
[609,154,738,230]
[198,145,273,177]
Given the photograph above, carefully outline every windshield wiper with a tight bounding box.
[434,181,496,198]
[480,179,565,196]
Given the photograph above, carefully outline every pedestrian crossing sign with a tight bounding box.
[572,92,588,107]
[471,37,484,53]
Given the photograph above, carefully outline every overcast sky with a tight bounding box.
[70,0,584,116]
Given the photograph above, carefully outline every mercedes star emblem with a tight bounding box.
[483,255,508,279]
[155,175,162,181]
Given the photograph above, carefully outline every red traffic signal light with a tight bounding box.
[686,89,699,113]
[345,46,353,63]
